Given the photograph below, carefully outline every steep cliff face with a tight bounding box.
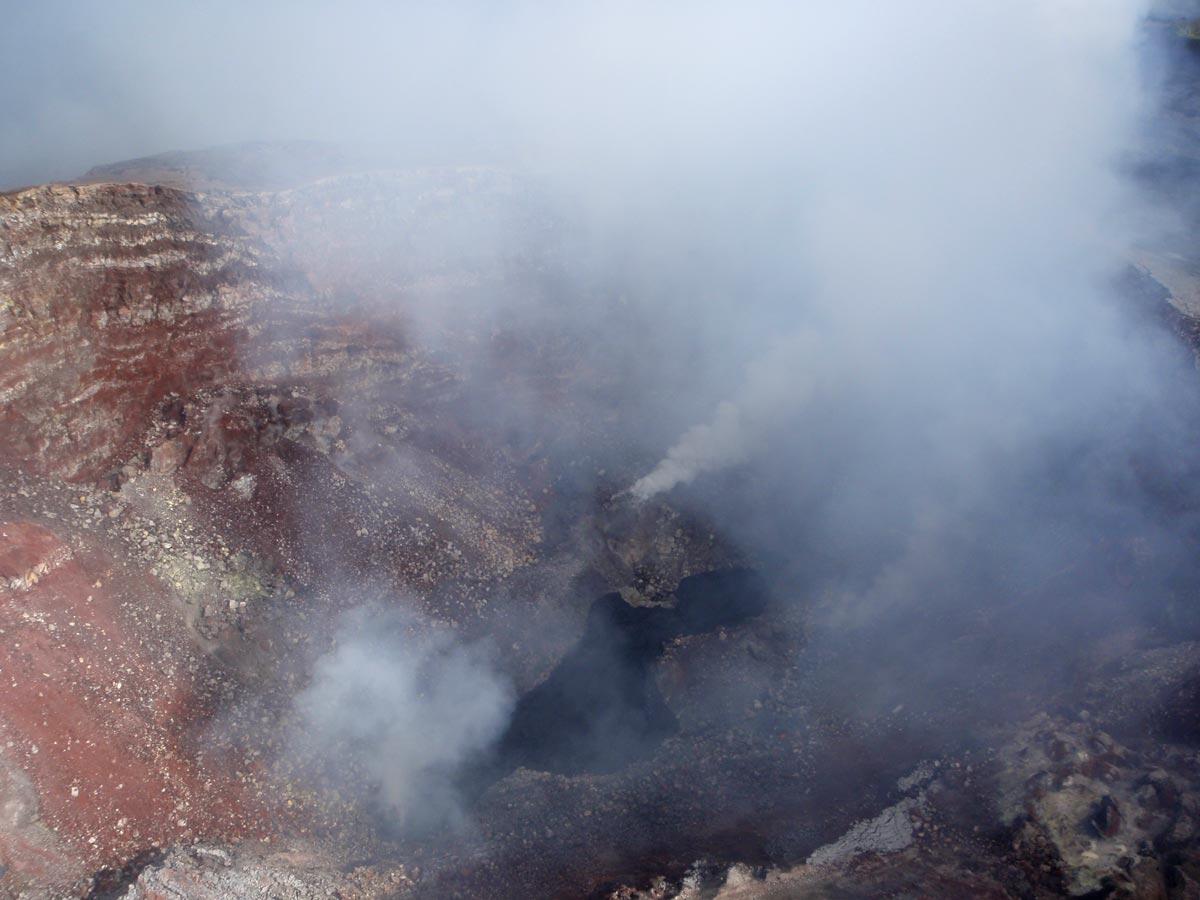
[0,183,276,481]
[0,175,562,593]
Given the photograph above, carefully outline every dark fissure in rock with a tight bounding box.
[481,568,769,780]
[85,848,167,900]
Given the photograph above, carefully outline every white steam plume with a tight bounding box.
[631,0,1150,502]
[292,606,512,831]
[632,331,823,499]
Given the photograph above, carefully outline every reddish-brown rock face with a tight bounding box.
[0,184,290,893]
[0,184,286,481]
[0,175,564,590]
[0,168,735,897]
[0,175,523,894]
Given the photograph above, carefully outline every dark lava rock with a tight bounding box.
[1095,795,1123,839]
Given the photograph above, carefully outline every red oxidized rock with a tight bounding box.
[148,435,193,474]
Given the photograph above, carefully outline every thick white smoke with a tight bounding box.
[293,606,512,831]
[632,0,1151,502]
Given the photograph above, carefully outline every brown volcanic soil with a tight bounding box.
[0,517,270,879]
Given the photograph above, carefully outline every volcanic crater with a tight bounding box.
[6,107,1200,899]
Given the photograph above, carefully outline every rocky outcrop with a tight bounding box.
[120,844,412,900]
[993,715,1192,896]
[0,183,285,481]
[607,650,1200,900]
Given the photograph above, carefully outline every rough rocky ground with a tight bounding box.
[7,31,1200,898]
[0,156,750,897]
[2,170,1200,899]
[609,642,1200,900]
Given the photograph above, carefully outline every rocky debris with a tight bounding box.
[991,713,1200,897]
[148,437,192,476]
[732,711,1200,900]
[689,849,1018,900]
[0,509,276,896]
[1084,642,1200,744]
[121,843,412,900]
[599,497,739,605]
[1118,262,1200,357]
[805,796,922,868]
[1093,794,1122,839]
[603,671,1200,900]
[609,844,1017,900]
